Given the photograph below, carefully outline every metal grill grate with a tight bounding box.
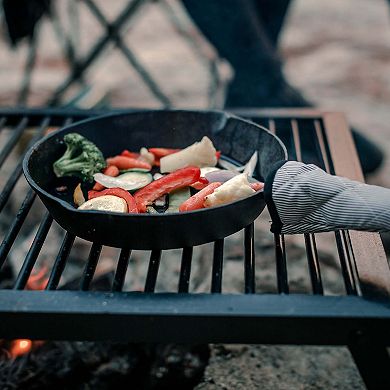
[0,108,389,343]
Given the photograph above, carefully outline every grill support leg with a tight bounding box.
[348,333,390,389]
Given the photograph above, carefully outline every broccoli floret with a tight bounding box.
[53,133,106,182]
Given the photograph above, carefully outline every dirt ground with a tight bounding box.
[0,0,389,389]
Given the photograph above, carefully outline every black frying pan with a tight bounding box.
[23,110,287,249]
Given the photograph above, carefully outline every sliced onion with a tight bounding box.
[205,170,239,183]
[243,151,258,177]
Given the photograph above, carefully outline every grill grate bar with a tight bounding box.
[0,190,36,270]
[80,243,102,291]
[304,233,324,294]
[112,248,131,292]
[0,117,51,213]
[244,224,256,293]
[211,239,224,293]
[268,118,289,294]
[0,164,23,213]
[0,117,28,168]
[291,119,324,295]
[314,120,358,295]
[13,213,53,290]
[274,233,289,294]
[335,231,358,295]
[0,117,7,136]
[144,250,162,292]
[45,233,75,290]
[178,247,193,293]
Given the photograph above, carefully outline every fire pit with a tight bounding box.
[0,108,389,389]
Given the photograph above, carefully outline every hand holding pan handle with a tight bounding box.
[264,161,390,234]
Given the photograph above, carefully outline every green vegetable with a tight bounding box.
[119,168,151,173]
[53,133,106,182]
[166,187,191,213]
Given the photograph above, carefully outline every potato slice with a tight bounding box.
[73,183,85,206]
[78,195,127,213]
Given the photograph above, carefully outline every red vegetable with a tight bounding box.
[179,182,222,212]
[88,188,138,213]
[215,150,221,160]
[191,177,209,190]
[92,165,120,191]
[134,166,201,212]
[148,148,180,158]
[250,182,264,191]
[106,155,151,171]
[121,150,140,159]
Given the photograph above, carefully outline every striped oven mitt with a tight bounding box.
[264,161,390,234]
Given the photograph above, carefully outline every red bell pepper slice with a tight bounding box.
[148,148,180,158]
[121,149,140,159]
[179,182,222,212]
[88,188,138,213]
[106,155,151,171]
[134,166,201,212]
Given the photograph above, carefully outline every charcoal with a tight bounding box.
[0,343,210,389]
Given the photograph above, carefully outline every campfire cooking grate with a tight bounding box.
[0,108,389,387]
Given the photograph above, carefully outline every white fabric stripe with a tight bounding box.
[271,161,390,234]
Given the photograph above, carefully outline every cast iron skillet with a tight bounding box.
[23,110,287,249]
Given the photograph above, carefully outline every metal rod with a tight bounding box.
[335,231,358,295]
[0,190,36,270]
[178,247,193,293]
[84,0,171,107]
[0,117,28,168]
[80,243,102,291]
[0,117,7,136]
[48,0,147,105]
[0,117,51,213]
[274,233,289,294]
[304,233,324,294]
[268,119,276,134]
[244,224,256,293]
[45,233,75,290]
[13,213,53,290]
[211,239,224,293]
[112,248,131,292]
[313,120,358,295]
[144,250,162,292]
[344,230,361,295]
[291,119,323,294]
[17,33,39,106]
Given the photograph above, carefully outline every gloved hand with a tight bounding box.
[264,161,390,234]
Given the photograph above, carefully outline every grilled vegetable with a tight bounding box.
[160,136,217,173]
[73,183,85,206]
[166,187,191,213]
[78,195,127,213]
[93,171,153,191]
[134,166,200,212]
[53,133,106,182]
[148,148,180,158]
[106,155,151,171]
[204,173,255,208]
[93,165,120,191]
[179,182,222,212]
[88,188,138,213]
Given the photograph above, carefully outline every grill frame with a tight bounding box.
[0,109,390,388]
[0,107,389,387]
